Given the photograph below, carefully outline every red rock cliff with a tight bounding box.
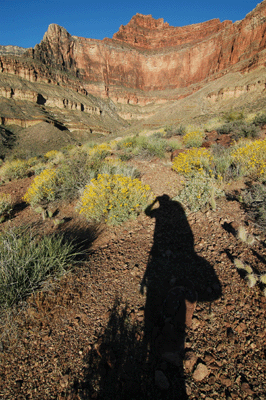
[6,1,266,103]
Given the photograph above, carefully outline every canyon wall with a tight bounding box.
[1,1,266,108]
[14,0,266,104]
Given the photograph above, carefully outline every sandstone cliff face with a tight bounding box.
[2,1,266,108]
[18,0,266,104]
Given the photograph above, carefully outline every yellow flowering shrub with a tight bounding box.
[183,131,205,148]
[88,143,111,159]
[23,169,58,206]
[172,148,213,177]
[231,139,266,180]
[44,150,64,165]
[78,173,153,225]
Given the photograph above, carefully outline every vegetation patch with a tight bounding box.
[0,227,79,308]
[182,130,205,148]
[77,173,153,225]
[172,148,213,177]
[231,139,266,181]
[174,172,224,212]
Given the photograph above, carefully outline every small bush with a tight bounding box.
[77,173,153,225]
[165,125,186,138]
[183,131,205,148]
[212,145,236,181]
[0,193,13,220]
[99,159,140,179]
[0,227,79,308]
[217,121,259,140]
[55,151,92,201]
[44,150,64,165]
[0,159,29,182]
[173,172,224,212]
[88,143,111,160]
[117,136,167,159]
[172,148,213,177]
[223,110,245,122]
[253,112,266,127]
[23,168,58,207]
[241,182,266,231]
[231,138,266,180]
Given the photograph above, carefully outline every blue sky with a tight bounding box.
[0,0,261,48]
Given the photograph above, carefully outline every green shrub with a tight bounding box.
[217,121,259,139]
[0,159,29,182]
[117,136,167,159]
[174,172,224,212]
[241,182,266,231]
[99,159,140,179]
[77,173,153,225]
[223,110,245,122]
[253,113,266,127]
[211,145,236,181]
[0,193,13,221]
[0,227,79,308]
[55,151,93,201]
[165,125,186,138]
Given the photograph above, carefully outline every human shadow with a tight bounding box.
[139,194,222,398]
[71,195,222,399]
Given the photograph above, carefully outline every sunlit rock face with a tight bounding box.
[2,1,266,105]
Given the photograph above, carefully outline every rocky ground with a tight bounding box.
[0,157,266,400]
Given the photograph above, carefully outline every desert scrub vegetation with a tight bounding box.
[44,150,64,165]
[252,112,266,127]
[116,135,167,160]
[182,130,205,148]
[231,138,266,181]
[164,125,186,138]
[234,259,266,296]
[216,121,260,140]
[99,158,140,179]
[23,168,58,207]
[0,159,29,182]
[174,172,224,212]
[240,182,266,231]
[77,173,153,225]
[0,193,13,222]
[172,148,213,177]
[0,227,79,308]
